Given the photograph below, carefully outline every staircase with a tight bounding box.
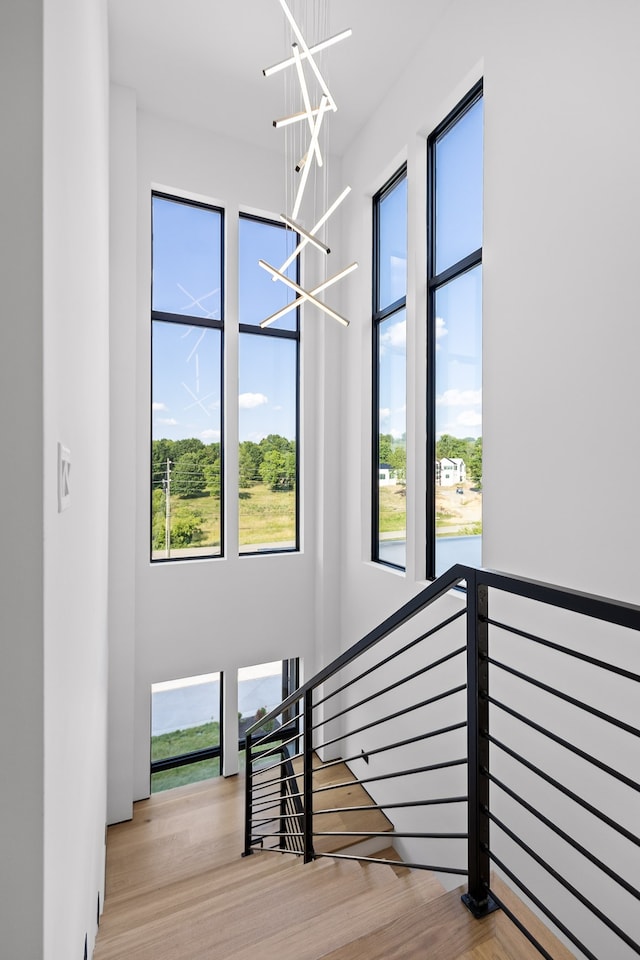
[94,774,575,960]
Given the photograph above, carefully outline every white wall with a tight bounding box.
[0,2,45,956]
[332,0,640,951]
[43,1,110,958]
[339,0,640,688]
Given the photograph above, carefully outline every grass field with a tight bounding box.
[154,479,480,556]
[150,720,284,792]
[151,721,220,793]
[153,481,296,556]
[378,484,407,534]
[239,482,296,548]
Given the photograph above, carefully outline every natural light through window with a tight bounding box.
[428,84,483,577]
[238,215,299,554]
[151,194,224,561]
[373,168,407,569]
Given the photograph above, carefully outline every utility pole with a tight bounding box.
[164,458,172,557]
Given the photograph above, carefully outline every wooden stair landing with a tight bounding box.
[94,774,576,960]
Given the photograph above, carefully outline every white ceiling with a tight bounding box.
[108,0,450,156]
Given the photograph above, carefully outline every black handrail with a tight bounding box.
[243,563,640,959]
[244,563,470,736]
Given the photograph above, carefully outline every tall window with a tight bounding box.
[427,82,483,578]
[238,214,300,554]
[150,671,222,792]
[151,193,224,561]
[373,167,408,569]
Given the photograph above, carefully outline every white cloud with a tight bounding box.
[436,388,482,407]
[457,410,482,427]
[157,417,178,426]
[379,407,391,420]
[200,429,221,441]
[435,316,447,351]
[380,319,406,352]
[239,392,268,409]
[152,402,168,412]
[390,428,404,440]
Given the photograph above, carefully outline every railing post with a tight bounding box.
[279,750,288,851]
[242,732,254,857]
[303,688,315,863]
[463,569,497,917]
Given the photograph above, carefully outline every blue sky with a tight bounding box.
[152,199,297,445]
[153,93,482,451]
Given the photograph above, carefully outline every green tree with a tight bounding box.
[239,441,262,487]
[468,437,483,487]
[172,452,207,498]
[151,487,166,549]
[436,434,470,462]
[259,449,296,491]
[203,458,221,498]
[259,434,292,456]
[170,512,204,546]
[389,445,406,483]
[378,433,394,465]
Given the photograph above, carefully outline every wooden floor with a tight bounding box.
[94,774,575,960]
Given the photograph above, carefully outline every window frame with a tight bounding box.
[150,671,224,782]
[238,211,301,556]
[372,163,408,569]
[150,190,225,563]
[426,80,483,580]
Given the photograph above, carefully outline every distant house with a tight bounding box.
[378,463,395,486]
[436,457,466,487]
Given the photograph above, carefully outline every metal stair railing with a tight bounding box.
[243,564,640,960]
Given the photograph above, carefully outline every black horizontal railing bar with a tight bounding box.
[313,610,466,710]
[313,796,468,816]
[486,655,640,739]
[314,684,467,752]
[251,793,284,812]
[487,812,640,954]
[487,772,640,902]
[256,844,302,857]
[252,830,304,840]
[314,830,468,840]
[315,721,468,772]
[250,767,300,792]
[251,793,303,816]
[249,746,303,779]
[247,724,300,754]
[487,732,640,848]
[311,758,467,795]
[251,784,288,804]
[245,564,470,735]
[315,850,468,875]
[485,886,556,960]
[488,852,599,960]
[485,616,640,683]
[252,787,304,809]
[313,645,466,728]
[251,814,298,829]
[477,567,640,632]
[487,694,640,793]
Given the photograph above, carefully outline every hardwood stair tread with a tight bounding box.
[95,775,576,960]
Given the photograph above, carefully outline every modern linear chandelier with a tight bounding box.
[259,0,357,328]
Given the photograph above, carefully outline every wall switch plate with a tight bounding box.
[58,443,71,512]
